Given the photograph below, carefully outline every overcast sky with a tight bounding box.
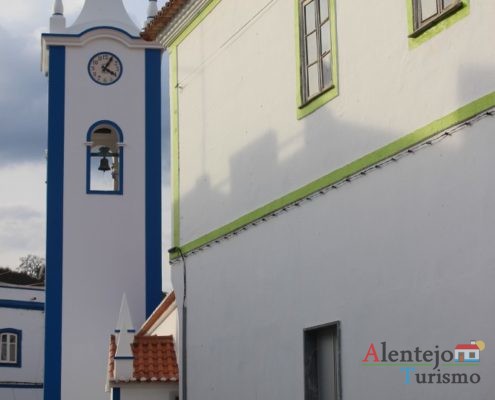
[0,0,172,290]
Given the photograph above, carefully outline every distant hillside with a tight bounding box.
[0,267,44,287]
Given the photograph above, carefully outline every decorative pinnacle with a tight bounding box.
[147,0,158,22]
[53,0,64,15]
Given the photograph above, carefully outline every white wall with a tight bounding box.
[172,116,495,399]
[174,0,495,243]
[0,286,44,400]
[61,35,147,400]
[117,383,178,400]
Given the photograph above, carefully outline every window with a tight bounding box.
[296,0,338,119]
[410,0,463,36]
[86,121,124,194]
[0,329,21,367]
[304,322,341,400]
[300,0,333,102]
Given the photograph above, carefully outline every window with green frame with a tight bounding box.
[296,0,338,119]
[407,0,469,47]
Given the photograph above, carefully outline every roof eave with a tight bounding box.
[141,0,212,47]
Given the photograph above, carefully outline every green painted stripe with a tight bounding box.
[170,46,180,246]
[171,92,495,259]
[295,0,339,119]
[406,0,470,49]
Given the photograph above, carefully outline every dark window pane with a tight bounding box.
[320,0,329,21]
[305,1,316,33]
[322,53,332,88]
[421,0,438,21]
[307,64,320,97]
[321,21,331,54]
[306,32,318,64]
[9,343,16,362]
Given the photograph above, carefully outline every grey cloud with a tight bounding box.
[0,25,48,166]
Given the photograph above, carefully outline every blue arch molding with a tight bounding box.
[0,300,44,311]
[145,48,163,317]
[0,328,22,368]
[41,26,140,40]
[44,45,65,400]
[85,120,124,195]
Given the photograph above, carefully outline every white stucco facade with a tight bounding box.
[159,0,495,398]
[0,285,45,400]
[170,0,495,244]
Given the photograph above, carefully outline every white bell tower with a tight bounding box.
[41,0,163,399]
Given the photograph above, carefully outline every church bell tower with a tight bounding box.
[41,1,163,399]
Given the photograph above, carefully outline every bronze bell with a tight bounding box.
[98,156,110,172]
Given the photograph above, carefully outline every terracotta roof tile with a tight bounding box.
[108,334,179,384]
[132,335,179,382]
[141,0,189,42]
[108,334,117,381]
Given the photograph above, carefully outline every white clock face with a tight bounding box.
[88,52,123,85]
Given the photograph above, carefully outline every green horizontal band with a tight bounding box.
[171,92,495,260]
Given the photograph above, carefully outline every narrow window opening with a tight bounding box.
[300,0,333,104]
[0,330,21,367]
[86,122,123,194]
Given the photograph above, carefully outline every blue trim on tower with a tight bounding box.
[145,49,163,317]
[43,45,65,400]
[86,120,124,195]
[42,26,140,40]
[0,300,44,311]
[112,387,121,400]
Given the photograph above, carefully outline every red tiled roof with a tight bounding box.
[132,335,179,382]
[137,291,176,336]
[141,0,189,42]
[108,334,179,383]
[455,344,479,350]
[108,334,117,381]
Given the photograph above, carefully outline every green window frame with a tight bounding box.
[296,0,338,119]
[407,0,469,48]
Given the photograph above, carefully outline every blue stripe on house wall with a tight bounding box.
[0,383,43,389]
[145,49,163,317]
[43,45,65,400]
[0,300,44,311]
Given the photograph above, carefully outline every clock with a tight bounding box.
[88,52,123,85]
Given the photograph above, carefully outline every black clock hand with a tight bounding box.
[103,56,113,70]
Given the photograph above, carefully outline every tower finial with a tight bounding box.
[53,0,64,15]
[50,0,66,32]
[145,0,158,27]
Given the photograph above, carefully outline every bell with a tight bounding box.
[98,156,110,172]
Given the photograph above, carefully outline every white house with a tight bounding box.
[455,342,480,363]
[143,0,495,398]
[0,283,45,400]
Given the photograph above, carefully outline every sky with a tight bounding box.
[0,0,172,291]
